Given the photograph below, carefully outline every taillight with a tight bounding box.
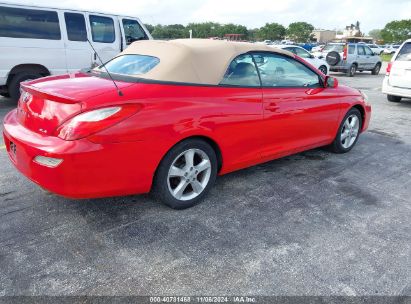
[54,104,141,140]
[343,45,348,61]
[386,62,393,76]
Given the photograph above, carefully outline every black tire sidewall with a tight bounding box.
[387,95,401,102]
[153,139,218,209]
[372,63,381,75]
[347,64,356,77]
[319,65,327,75]
[9,73,41,101]
[331,108,362,153]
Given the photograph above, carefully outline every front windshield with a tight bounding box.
[95,54,160,76]
[322,44,344,52]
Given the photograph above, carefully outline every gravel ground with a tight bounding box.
[0,63,410,297]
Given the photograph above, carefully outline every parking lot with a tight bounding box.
[0,64,410,296]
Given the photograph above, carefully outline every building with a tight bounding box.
[312,29,336,43]
[343,21,362,38]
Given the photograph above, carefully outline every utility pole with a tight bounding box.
[189,30,192,39]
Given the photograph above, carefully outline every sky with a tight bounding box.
[7,0,411,33]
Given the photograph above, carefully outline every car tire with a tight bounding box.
[371,63,381,75]
[329,108,362,154]
[152,139,218,209]
[346,64,357,77]
[326,51,341,66]
[387,95,402,102]
[318,65,328,75]
[9,72,42,102]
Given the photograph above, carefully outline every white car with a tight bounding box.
[0,1,152,101]
[311,44,325,53]
[273,45,330,75]
[367,44,384,55]
[383,44,401,54]
[382,39,411,102]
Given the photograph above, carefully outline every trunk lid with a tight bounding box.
[17,72,133,136]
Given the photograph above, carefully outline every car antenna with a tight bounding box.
[86,38,123,96]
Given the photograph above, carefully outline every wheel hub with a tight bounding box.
[167,148,212,201]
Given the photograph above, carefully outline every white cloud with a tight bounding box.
[6,0,411,32]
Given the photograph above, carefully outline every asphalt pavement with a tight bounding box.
[0,64,410,296]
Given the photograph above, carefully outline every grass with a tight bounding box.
[381,54,393,62]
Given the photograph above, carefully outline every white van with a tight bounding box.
[0,1,152,101]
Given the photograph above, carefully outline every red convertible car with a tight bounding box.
[3,39,371,209]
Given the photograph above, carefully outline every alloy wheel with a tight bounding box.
[167,148,212,201]
[340,114,360,149]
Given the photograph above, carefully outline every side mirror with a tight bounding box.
[325,76,338,88]
[309,54,315,59]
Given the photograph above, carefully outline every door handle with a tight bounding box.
[94,52,97,61]
[265,105,280,112]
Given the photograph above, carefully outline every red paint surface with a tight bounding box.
[3,72,371,199]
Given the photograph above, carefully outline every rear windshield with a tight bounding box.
[95,55,160,76]
[396,43,411,61]
[323,44,344,52]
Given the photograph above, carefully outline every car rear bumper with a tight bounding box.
[3,109,156,199]
[382,77,411,98]
[329,64,349,72]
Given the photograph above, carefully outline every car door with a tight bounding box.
[61,11,94,72]
[86,13,121,65]
[252,52,341,160]
[120,17,149,47]
[363,45,376,69]
[357,45,367,69]
[218,53,264,170]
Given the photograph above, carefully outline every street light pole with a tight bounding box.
[189,30,192,39]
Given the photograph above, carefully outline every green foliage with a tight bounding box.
[381,54,393,62]
[286,22,314,42]
[368,29,382,40]
[256,23,286,41]
[381,19,411,43]
[144,20,410,43]
[145,22,249,40]
[149,24,188,39]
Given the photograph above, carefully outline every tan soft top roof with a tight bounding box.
[119,39,294,85]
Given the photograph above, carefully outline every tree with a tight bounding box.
[286,22,314,42]
[381,19,411,43]
[256,23,286,41]
[144,24,155,34]
[219,23,248,39]
[369,29,382,41]
[187,22,221,38]
[149,24,188,39]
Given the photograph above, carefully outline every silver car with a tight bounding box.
[316,43,382,77]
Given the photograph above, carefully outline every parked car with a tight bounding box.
[281,39,295,45]
[317,43,381,77]
[3,39,371,209]
[367,44,384,55]
[311,44,325,53]
[382,39,411,102]
[311,42,344,59]
[273,45,330,75]
[0,1,152,101]
[383,44,401,54]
